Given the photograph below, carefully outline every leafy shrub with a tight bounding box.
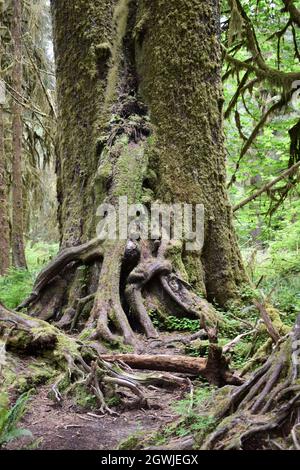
[151,313,201,333]
[241,217,300,322]
[173,386,214,417]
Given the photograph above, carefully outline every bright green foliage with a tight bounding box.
[150,385,216,445]
[151,314,201,333]
[0,243,58,308]
[242,217,300,321]
[0,391,32,447]
[223,0,300,328]
[173,386,214,417]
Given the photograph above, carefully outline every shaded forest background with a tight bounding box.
[1,0,300,450]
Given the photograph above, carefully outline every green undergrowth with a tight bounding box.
[151,313,201,333]
[0,390,33,448]
[0,243,58,309]
[144,383,217,448]
[118,431,146,451]
[237,203,300,324]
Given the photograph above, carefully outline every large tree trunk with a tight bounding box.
[135,0,247,304]
[11,0,27,269]
[52,0,114,248]
[52,0,246,301]
[0,103,10,275]
[18,0,247,348]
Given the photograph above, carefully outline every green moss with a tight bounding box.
[264,304,291,335]
[185,339,210,357]
[104,0,131,108]
[74,384,98,409]
[78,328,97,342]
[241,338,273,374]
[135,0,247,305]
[106,395,121,407]
[28,362,56,383]
[164,241,188,281]
[113,138,147,203]
[54,333,81,361]
[118,432,145,450]
[209,386,234,417]
[6,330,32,352]
[1,353,57,395]
[53,0,115,245]
[132,10,149,40]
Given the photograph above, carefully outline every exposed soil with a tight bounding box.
[5,332,196,450]
[7,386,182,450]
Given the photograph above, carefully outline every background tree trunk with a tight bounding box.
[11,0,27,269]
[0,102,10,275]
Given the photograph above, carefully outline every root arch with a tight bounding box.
[16,233,219,351]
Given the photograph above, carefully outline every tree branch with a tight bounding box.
[233,160,300,212]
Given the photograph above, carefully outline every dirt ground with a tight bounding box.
[5,333,193,450]
[7,386,182,450]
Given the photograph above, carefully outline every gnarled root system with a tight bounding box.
[202,315,300,450]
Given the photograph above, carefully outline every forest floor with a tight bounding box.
[6,332,195,450]
[8,385,180,450]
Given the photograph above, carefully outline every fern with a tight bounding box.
[0,391,32,447]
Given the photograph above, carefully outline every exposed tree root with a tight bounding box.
[201,315,300,450]
[0,304,192,413]
[148,330,208,349]
[17,237,103,311]
[15,235,219,350]
[87,241,138,347]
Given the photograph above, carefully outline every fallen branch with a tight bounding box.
[223,328,258,354]
[233,161,300,212]
[100,349,243,387]
[253,300,280,344]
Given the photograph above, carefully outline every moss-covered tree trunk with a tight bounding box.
[135,0,247,304]
[52,0,114,247]
[20,0,247,348]
[11,0,27,269]
[0,103,10,275]
[53,0,246,301]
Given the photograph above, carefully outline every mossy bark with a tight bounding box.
[135,0,247,304]
[11,0,27,269]
[51,0,115,247]
[24,0,249,345]
[0,105,10,275]
[52,0,246,309]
